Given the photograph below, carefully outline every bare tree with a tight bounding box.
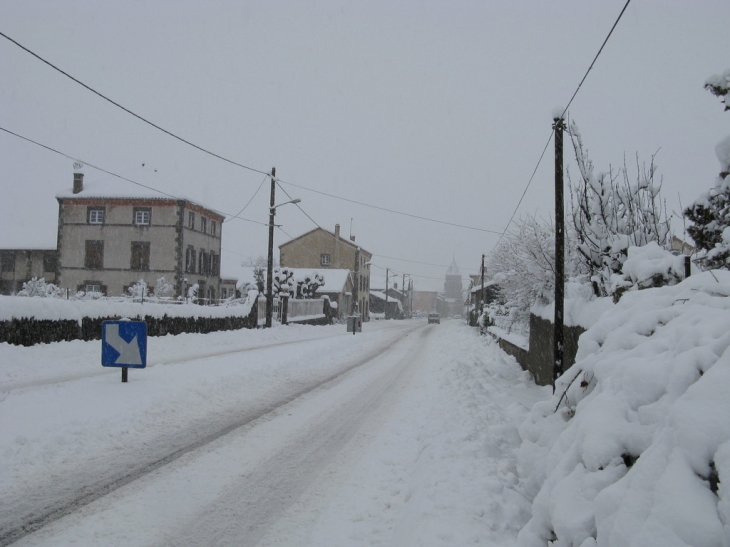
[568,121,671,296]
[487,214,582,330]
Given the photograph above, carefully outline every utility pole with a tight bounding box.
[265,167,276,328]
[385,267,389,319]
[353,247,360,315]
[479,253,485,318]
[553,115,566,388]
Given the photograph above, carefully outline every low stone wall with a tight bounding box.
[486,314,586,386]
[492,335,529,370]
[525,314,585,386]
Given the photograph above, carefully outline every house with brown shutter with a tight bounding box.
[55,170,224,300]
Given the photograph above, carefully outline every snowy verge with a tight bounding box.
[517,271,730,546]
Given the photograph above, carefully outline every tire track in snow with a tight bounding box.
[0,322,423,547]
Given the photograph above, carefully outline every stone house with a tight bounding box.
[0,248,58,295]
[56,171,224,300]
[279,224,372,319]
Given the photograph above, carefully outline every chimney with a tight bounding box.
[335,224,340,239]
[73,172,84,194]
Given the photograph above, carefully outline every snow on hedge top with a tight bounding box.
[517,270,730,546]
[0,295,255,322]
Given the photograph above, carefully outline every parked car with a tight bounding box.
[428,313,440,324]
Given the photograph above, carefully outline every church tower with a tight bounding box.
[438,258,464,317]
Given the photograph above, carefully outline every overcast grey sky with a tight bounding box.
[1,1,727,291]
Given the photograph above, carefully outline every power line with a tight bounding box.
[1,29,503,236]
[0,30,270,178]
[277,178,503,234]
[488,0,632,256]
[0,125,268,228]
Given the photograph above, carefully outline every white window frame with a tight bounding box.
[88,209,105,225]
[134,209,151,226]
[320,253,331,266]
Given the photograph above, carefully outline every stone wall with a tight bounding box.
[487,314,586,386]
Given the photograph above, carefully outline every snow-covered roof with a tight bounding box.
[56,177,176,200]
[469,280,499,294]
[369,291,399,302]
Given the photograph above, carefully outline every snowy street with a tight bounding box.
[1,319,547,546]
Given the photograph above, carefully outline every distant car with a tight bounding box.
[428,313,440,324]
[453,314,461,320]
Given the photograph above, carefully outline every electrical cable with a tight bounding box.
[488,0,631,257]
[1,29,503,236]
[0,125,268,227]
[0,30,270,178]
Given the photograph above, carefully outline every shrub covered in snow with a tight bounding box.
[17,277,62,298]
[517,271,730,546]
[486,214,583,331]
[568,121,671,297]
[684,68,730,270]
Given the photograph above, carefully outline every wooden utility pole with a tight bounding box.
[265,167,276,328]
[480,253,485,317]
[553,115,566,387]
[353,247,360,315]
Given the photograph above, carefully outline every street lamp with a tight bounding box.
[265,171,300,328]
[385,268,398,319]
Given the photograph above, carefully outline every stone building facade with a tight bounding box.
[0,248,57,295]
[279,224,372,318]
[56,171,224,300]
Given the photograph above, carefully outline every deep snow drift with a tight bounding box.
[518,271,730,546]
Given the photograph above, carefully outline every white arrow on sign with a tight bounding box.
[106,324,142,365]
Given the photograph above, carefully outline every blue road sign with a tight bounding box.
[102,321,147,369]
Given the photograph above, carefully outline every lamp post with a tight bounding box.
[385,268,398,319]
[265,169,300,329]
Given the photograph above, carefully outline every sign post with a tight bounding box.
[102,321,147,382]
[346,315,362,335]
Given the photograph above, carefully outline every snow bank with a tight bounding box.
[517,271,730,546]
[532,280,613,330]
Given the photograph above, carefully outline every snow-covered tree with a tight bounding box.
[187,283,199,303]
[153,276,174,298]
[568,121,671,296]
[684,69,730,269]
[486,214,582,330]
[128,279,149,300]
[296,273,325,299]
[273,267,294,298]
[253,267,265,293]
[17,277,61,298]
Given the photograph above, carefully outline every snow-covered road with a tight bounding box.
[1,319,548,546]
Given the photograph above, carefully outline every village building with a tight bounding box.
[55,170,224,300]
[279,224,372,320]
